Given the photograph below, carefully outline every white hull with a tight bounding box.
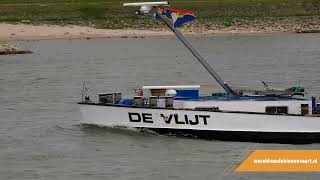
[79,104,320,133]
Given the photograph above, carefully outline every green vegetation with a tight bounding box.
[0,0,319,29]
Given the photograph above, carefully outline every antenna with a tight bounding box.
[123,2,237,96]
[123,1,169,7]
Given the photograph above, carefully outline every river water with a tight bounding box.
[1,33,320,179]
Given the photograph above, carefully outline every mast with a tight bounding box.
[155,10,237,95]
[123,2,237,95]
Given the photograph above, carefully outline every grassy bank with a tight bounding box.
[0,0,319,29]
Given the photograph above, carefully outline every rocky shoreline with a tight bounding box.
[162,17,320,34]
[0,43,31,55]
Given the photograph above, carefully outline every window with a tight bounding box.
[266,106,288,114]
[266,106,277,114]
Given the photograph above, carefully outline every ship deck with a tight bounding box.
[174,95,307,101]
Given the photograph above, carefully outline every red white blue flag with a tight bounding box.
[155,8,196,28]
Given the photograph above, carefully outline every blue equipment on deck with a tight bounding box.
[176,89,199,99]
[312,96,317,114]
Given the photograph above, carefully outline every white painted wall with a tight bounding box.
[80,104,320,133]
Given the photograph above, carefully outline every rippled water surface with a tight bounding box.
[1,33,320,179]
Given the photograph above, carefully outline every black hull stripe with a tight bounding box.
[81,123,320,144]
[147,128,320,144]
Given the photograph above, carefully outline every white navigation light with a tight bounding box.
[123,1,169,15]
[166,89,177,97]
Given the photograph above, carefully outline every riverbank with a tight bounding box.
[1,16,320,41]
[1,0,319,29]
[1,0,320,41]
